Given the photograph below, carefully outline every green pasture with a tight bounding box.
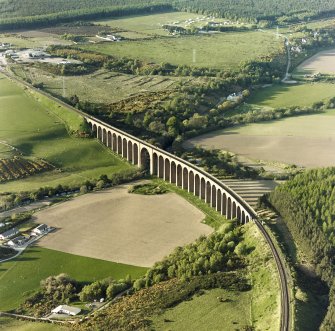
[247,82,335,108]
[152,288,251,330]
[83,31,282,69]
[0,247,146,311]
[0,317,65,330]
[96,11,204,37]
[0,74,133,192]
[0,33,70,48]
[12,67,179,104]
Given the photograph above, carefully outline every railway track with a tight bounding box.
[254,218,290,331]
[2,69,291,331]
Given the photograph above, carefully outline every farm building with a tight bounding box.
[27,51,50,59]
[0,227,19,240]
[0,42,11,48]
[227,92,243,101]
[52,305,81,316]
[7,236,28,247]
[32,224,48,235]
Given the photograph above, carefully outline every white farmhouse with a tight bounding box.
[52,305,81,316]
[7,236,28,247]
[32,224,48,235]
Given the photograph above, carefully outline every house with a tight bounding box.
[32,224,48,235]
[0,42,11,48]
[227,92,243,102]
[51,305,81,316]
[28,51,49,59]
[7,235,28,247]
[0,227,19,240]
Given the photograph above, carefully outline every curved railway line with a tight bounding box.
[2,69,291,331]
[255,218,290,331]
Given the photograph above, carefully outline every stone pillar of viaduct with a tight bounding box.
[87,118,254,224]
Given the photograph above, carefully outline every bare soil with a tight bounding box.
[185,112,335,168]
[297,48,335,74]
[34,184,210,267]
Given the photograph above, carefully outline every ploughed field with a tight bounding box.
[296,48,335,75]
[34,184,211,267]
[186,110,335,168]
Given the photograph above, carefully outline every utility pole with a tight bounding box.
[62,76,66,98]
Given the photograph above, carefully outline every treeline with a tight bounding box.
[133,221,246,290]
[0,3,172,30]
[74,272,248,330]
[174,0,335,24]
[0,169,141,212]
[2,0,335,29]
[180,147,260,180]
[265,168,335,330]
[17,273,133,317]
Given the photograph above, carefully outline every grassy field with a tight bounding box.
[83,31,282,69]
[12,67,180,104]
[152,288,251,330]
[95,12,250,38]
[186,109,335,167]
[0,31,70,48]
[0,317,66,331]
[0,246,146,311]
[0,74,133,192]
[153,178,227,230]
[95,12,204,37]
[152,222,280,330]
[247,83,335,108]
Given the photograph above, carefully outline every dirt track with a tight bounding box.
[34,184,209,267]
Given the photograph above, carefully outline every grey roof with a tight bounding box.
[0,227,19,238]
[35,224,48,231]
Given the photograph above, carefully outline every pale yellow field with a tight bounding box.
[35,184,210,267]
[297,48,335,74]
[185,111,335,167]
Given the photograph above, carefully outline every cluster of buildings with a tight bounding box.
[0,223,49,248]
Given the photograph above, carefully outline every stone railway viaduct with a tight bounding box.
[85,117,257,224]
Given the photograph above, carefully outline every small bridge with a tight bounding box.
[85,116,257,224]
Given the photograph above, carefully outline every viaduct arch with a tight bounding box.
[86,117,257,224]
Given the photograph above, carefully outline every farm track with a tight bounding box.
[1,69,291,331]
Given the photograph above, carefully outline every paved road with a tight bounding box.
[0,201,51,220]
